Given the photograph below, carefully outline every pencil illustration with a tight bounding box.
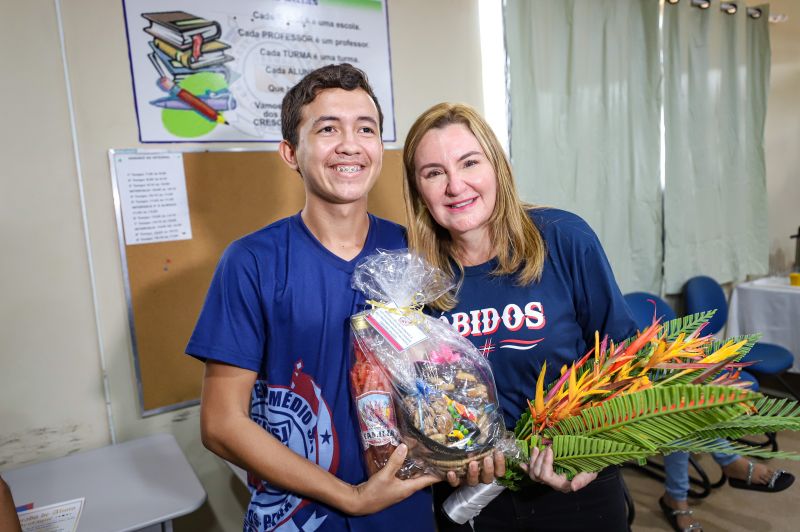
[149,54,228,125]
[150,91,236,112]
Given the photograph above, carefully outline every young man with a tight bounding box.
[187,64,436,532]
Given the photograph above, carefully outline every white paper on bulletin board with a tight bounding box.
[122,0,395,143]
[113,152,192,245]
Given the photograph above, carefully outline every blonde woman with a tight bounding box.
[403,103,637,531]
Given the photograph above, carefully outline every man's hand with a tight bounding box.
[520,446,597,493]
[445,450,506,487]
[349,444,440,515]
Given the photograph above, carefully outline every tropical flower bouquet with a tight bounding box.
[443,311,800,523]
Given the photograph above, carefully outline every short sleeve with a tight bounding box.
[569,220,637,346]
[186,240,267,373]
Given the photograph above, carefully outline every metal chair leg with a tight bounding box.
[737,432,779,453]
[629,456,722,499]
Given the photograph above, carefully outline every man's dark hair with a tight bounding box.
[281,63,383,147]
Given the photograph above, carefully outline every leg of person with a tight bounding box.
[660,452,702,532]
[711,450,737,469]
[712,450,795,493]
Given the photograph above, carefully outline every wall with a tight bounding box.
[0,0,483,530]
[764,0,800,274]
[0,0,112,469]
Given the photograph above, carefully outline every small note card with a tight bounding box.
[17,498,84,532]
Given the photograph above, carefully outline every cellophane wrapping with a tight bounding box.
[349,250,506,478]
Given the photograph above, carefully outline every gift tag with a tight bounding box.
[366,308,428,352]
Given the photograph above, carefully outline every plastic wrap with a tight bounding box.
[350,250,505,478]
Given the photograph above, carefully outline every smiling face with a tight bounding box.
[413,123,498,247]
[279,87,383,207]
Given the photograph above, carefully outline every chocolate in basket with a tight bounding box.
[349,250,505,477]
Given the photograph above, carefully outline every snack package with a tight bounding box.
[350,333,399,475]
[349,250,505,477]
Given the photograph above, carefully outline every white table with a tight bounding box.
[2,433,206,532]
[727,276,800,372]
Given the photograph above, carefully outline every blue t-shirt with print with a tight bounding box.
[436,208,637,428]
[187,212,434,532]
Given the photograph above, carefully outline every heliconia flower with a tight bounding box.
[533,361,547,417]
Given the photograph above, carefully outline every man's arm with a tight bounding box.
[200,361,438,515]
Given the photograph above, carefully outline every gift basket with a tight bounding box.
[349,250,505,477]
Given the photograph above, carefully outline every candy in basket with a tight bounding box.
[349,250,505,477]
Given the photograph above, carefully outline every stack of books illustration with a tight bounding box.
[143,11,233,82]
[142,10,235,115]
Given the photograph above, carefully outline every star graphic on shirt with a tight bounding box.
[320,430,332,445]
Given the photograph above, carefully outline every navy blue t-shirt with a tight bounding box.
[187,212,433,532]
[437,208,637,428]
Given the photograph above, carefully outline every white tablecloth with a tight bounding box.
[727,276,800,372]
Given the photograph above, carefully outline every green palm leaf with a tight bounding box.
[546,385,760,451]
[687,397,800,440]
[753,396,800,417]
[551,435,652,477]
[659,437,800,461]
[684,419,800,442]
[661,311,717,341]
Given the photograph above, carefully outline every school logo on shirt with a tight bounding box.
[246,360,338,532]
[439,300,546,355]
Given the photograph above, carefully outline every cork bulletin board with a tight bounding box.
[110,149,406,415]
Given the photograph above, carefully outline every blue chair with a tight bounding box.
[624,291,676,330]
[682,276,798,400]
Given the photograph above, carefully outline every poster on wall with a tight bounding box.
[122,0,395,143]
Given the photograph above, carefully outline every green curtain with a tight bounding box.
[663,2,770,293]
[504,0,662,294]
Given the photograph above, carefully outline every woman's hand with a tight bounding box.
[445,450,507,487]
[520,446,597,493]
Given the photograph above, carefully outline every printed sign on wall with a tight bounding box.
[123,0,395,143]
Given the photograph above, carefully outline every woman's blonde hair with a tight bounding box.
[402,102,546,310]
